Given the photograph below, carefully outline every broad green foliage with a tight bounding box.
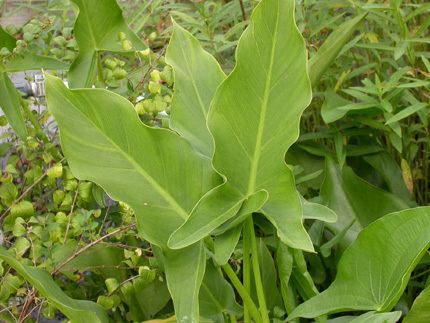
[68,0,145,87]
[404,285,430,323]
[289,207,430,319]
[45,74,220,321]
[45,75,217,248]
[321,158,409,248]
[199,261,242,321]
[169,0,314,252]
[0,247,109,323]
[166,21,226,156]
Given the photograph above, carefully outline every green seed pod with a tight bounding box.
[52,35,67,47]
[63,50,77,62]
[23,32,35,42]
[66,38,77,49]
[148,81,161,94]
[134,101,146,115]
[138,48,151,59]
[150,69,161,82]
[121,39,133,51]
[154,96,167,112]
[0,47,11,57]
[62,27,73,38]
[143,99,156,113]
[113,67,128,80]
[102,68,113,81]
[116,59,126,67]
[148,31,157,41]
[117,31,127,41]
[49,47,64,59]
[104,58,117,70]
[160,66,173,86]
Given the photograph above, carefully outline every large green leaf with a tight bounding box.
[321,158,409,247]
[363,151,414,205]
[199,261,242,322]
[166,21,225,156]
[404,285,430,323]
[45,74,219,321]
[69,0,145,87]
[289,207,430,319]
[309,13,367,86]
[0,247,109,323]
[170,0,314,252]
[0,70,27,139]
[253,239,283,312]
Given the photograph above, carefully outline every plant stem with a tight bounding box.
[238,0,247,22]
[222,263,263,323]
[245,217,270,323]
[242,223,251,323]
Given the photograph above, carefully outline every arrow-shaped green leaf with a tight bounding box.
[45,74,220,321]
[289,206,430,319]
[170,0,314,252]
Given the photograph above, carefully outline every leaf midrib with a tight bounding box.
[246,2,280,195]
[54,85,189,220]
